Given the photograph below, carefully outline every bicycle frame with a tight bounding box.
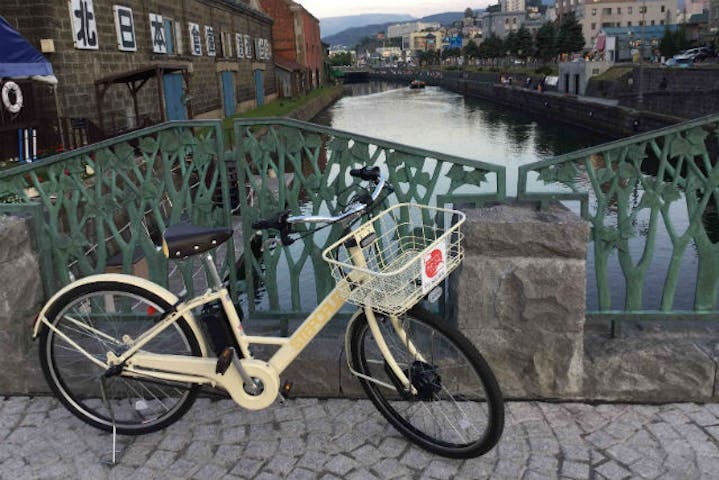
[33,246,420,410]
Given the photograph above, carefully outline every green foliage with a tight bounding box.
[659,27,690,58]
[505,31,519,56]
[463,40,481,59]
[329,52,353,66]
[464,7,475,18]
[516,26,534,58]
[535,21,558,62]
[479,34,505,58]
[442,47,462,60]
[557,12,585,54]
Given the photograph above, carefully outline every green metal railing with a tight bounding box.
[518,113,719,335]
[0,118,505,322]
[230,118,506,319]
[0,121,234,298]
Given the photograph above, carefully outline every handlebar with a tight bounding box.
[251,167,389,245]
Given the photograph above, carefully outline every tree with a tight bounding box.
[557,12,585,55]
[658,28,676,58]
[516,26,534,59]
[329,52,353,66]
[505,31,519,56]
[535,21,558,62]
[463,40,481,59]
[464,7,475,18]
[479,34,504,59]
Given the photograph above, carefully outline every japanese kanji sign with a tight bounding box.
[205,26,216,56]
[188,22,201,56]
[243,34,251,59]
[113,5,136,51]
[69,0,98,50]
[235,33,244,58]
[149,13,167,53]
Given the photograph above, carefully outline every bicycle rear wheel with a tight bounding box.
[348,306,504,458]
[39,281,202,435]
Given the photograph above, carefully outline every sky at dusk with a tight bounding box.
[293,1,493,19]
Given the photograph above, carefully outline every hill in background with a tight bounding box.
[322,12,468,48]
[320,14,415,38]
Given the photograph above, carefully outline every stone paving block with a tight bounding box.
[266,454,298,476]
[629,456,665,479]
[422,459,459,480]
[561,460,590,479]
[595,460,632,480]
[325,453,359,476]
[230,457,265,478]
[191,463,227,480]
[374,457,413,479]
[286,467,316,480]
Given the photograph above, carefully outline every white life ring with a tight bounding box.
[2,81,23,114]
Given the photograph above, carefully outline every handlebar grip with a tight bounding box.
[349,166,380,182]
[251,210,291,230]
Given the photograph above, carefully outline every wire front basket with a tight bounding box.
[322,203,465,316]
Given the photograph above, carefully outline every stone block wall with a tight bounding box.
[454,203,590,399]
[0,216,47,394]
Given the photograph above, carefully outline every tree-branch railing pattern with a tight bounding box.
[518,113,719,335]
[230,118,506,320]
[0,118,505,321]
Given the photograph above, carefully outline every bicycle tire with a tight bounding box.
[39,281,202,435]
[348,306,504,458]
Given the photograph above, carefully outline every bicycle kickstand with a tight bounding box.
[99,376,124,466]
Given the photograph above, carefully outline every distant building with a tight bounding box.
[387,21,441,49]
[259,0,323,92]
[559,0,678,48]
[501,0,527,12]
[710,0,719,36]
[477,11,526,38]
[600,24,678,60]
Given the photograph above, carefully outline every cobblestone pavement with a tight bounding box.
[2,397,719,479]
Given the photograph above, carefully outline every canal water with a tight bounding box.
[309,81,699,312]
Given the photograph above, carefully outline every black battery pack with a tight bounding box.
[198,302,241,356]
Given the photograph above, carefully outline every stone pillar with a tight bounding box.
[0,215,47,394]
[455,202,589,399]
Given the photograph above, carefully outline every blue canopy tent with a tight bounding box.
[0,16,56,163]
[0,16,54,80]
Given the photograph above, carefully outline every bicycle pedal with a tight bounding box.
[215,347,234,375]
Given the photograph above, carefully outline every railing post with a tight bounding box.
[454,201,590,399]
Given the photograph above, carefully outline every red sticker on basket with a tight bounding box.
[421,241,446,294]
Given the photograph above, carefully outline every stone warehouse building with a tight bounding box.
[1,0,277,144]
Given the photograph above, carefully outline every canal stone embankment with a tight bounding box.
[371,70,684,138]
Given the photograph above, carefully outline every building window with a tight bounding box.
[617,7,621,14]
[660,19,665,25]
[220,31,233,58]
[591,22,597,30]
[513,17,517,24]
[628,6,633,13]
[650,20,655,25]
[505,18,509,24]
[592,8,596,15]
[602,7,611,14]
[661,5,665,12]
[627,21,632,26]
[639,20,645,26]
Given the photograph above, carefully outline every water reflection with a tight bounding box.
[314,82,604,197]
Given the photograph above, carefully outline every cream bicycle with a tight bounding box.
[32,167,504,459]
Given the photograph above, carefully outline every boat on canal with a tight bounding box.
[409,80,426,89]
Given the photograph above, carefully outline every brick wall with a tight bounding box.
[2,0,276,137]
[259,0,296,62]
[301,10,322,86]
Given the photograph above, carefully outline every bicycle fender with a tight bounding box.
[343,308,366,368]
[31,273,209,357]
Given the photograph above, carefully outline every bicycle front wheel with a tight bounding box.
[39,281,202,435]
[348,306,504,458]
